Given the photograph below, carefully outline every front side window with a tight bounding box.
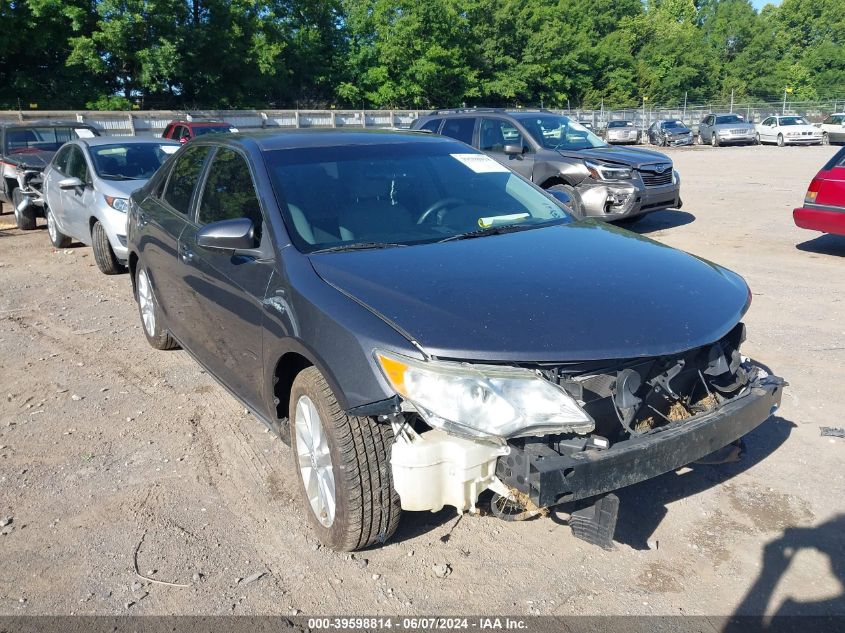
[479,119,526,152]
[162,145,212,214]
[66,146,89,182]
[198,148,263,236]
[53,145,73,174]
[517,114,606,150]
[439,118,476,145]
[266,141,571,252]
[91,143,178,180]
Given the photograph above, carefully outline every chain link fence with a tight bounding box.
[0,99,841,137]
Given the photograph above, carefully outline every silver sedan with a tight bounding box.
[42,137,179,274]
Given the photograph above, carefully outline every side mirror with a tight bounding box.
[503,144,524,156]
[58,177,84,189]
[196,218,256,251]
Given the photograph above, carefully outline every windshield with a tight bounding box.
[266,140,571,252]
[715,115,745,125]
[90,143,178,180]
[5,126,91,154]
[193,125,233,137]
[515,114,607,150]
[662,121,687,130]
[608,121,634,128]
[778,117,808,126]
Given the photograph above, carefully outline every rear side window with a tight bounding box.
[822,146,845,171]
[439,118,476,146]
[163,145,211,214]
[198,148,263,236]
[419,119,441,133]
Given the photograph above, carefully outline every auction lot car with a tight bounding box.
[127,129,783,551]
[605,120,639,144]
[41,136,179,273]
[412,109,681,222]
[756,115,822,146]
[818,113,845,145]
[0,120,100,229]
[162,119,238,144]
[648,120,694,146]
[793,145,845,236]
[698,113,757,146]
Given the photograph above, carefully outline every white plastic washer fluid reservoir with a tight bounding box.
[390,429,508,514]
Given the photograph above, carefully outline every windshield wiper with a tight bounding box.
[99,173,138,181]
[437,222,554,243]
[310,242,408,254]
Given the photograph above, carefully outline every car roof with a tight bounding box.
[80,135,181,147]
[0,120,97,129]
[193,128,459,152]
[170,120,232,126]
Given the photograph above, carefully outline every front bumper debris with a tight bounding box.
[496,373,784,508]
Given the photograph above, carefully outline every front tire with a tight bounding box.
[822,133,830,145]
[12,189,36,230]
[135,266,179,350]
[91,221,125,275]
[547,184,585,220]
[45,206,71,248]
[777,134,785,147]
[755,133,761,145]
[290,366,401,551]
[711,133,720,147]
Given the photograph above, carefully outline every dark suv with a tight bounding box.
[0,120,100,229]
[127,129,782,551]
[412,109,681,221]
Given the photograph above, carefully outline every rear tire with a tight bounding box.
[290,366,401,551]
[755,133,761,145]
[12,189,36,230]
[547,184,585,220]
[91,221,125,275]
[45,206,71,248]
[135,265,179,350]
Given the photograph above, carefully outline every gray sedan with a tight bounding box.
[42,137,179,274]
[697,113,758,147]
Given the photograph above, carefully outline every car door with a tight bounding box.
[478,117,534,179]
[700,115,713,141]
[758,117,772,142]
[177,146,273,409]
[141,144,214,336]
[59,145,97,242]
[438,117,478,148]
[43,144,73,229]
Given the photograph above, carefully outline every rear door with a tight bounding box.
[140,144,213,336]
[178,146,273,409]
[479,117,534,179]
[438,117,478,148]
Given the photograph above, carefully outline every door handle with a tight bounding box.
[179,244,194,263]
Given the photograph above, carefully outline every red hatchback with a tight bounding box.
[161,119,237,144]
[793,146,845,236]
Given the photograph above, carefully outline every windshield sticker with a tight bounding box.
[451,153,509,174]
[478,213,530,228]
[160,145,179,154]
[74,128,96,138]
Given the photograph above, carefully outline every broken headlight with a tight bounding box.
[376,351,594,442]
[584,160,632,181]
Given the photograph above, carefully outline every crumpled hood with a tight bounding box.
[309,223,751,363]
[554,145,671,168]
[5,149,54,170]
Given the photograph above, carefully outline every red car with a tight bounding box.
[161,119,237,144]
[793,146,845,236]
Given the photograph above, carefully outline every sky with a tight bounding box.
[752,0,783,9]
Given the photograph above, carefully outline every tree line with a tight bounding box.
[0,0,841,111]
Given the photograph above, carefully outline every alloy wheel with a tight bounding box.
[295,395,336,528]
[137,269,156,337]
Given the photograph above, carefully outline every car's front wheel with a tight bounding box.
[290,366,401,551]
[92,220,125,275]
[777,133,785,147]
[755,133,761,145]
[12,189,36,230]
[822,132,830,145]
[135,266,179,350]
[45,206,71,248]
[711,133,720,147]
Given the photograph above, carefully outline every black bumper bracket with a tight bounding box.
[569,493,619,550]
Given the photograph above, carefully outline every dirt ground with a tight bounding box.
[0,143,843,618]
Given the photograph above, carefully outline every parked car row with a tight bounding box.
[1,114,793,553]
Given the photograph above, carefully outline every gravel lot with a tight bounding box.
[0,143,843,618]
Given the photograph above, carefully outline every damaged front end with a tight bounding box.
[14,164,46,214]
[382,323,784,541]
